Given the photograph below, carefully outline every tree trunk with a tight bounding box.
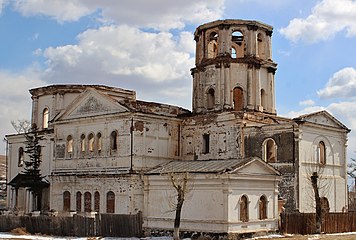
[173,190,184,240]
[311,172,322,234]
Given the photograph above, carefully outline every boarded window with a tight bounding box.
[233,87,244,111]
[240,195,249,222]
[76,191,82,212]
[106,191,115,213]
[18,147,24,167]
[319,141,326,165]
[88,133,94,152]
[43,108,49,129]
[207,88,215,110]
[94,191,100,212]
[259,195,267,220]
[110,131,118,151]
[84,192,92,212]
[63,191,70,212]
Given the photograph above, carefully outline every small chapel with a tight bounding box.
[6,19,349,234]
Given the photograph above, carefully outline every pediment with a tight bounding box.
[232,158,279,176]
[58,88,129,120]
[294,111,349,131]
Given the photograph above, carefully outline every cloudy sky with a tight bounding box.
[1,0,356,160]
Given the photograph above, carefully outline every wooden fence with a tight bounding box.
[0,212,142,237]
[281,212,356,234]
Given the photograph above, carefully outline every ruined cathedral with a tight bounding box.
[6,20,349,234]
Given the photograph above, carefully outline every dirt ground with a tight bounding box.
[255,232,356,240]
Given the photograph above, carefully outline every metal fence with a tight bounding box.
[280,212,356,234]
[0,212,142,237]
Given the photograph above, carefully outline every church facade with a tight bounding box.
[6,19,349,234]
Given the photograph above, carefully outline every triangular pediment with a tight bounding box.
[232,158,280,176]
[294,110,349,131]
[58,88,129,120]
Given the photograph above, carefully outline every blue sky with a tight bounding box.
[1,0,356,160]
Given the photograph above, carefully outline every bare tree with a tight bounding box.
[11,119,31,134]
[168,172,190,240]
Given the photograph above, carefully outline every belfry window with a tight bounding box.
[207,88,215,110]
[207,32,218,59]
[261,89,266,110]
[42,108,49,129]
[257,33,265,59]
[97,132,102,153]
[233,87,244,111]
[264,138,277,163]
[318,141,326,165]
[231,47,237,59]
[232,31,244,58]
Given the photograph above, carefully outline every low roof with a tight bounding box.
[8,173,49,188]
[146,157,280,175]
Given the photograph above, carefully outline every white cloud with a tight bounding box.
[0,0,8,14]
[0,69,45,153]
[41,25,195,108]
[280,0,356,43]
[299,99,315,106]
[317,67,356,99]
[12,0,224,30]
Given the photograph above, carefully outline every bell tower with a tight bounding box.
[191,20,277,114]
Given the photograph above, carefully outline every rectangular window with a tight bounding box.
[202,134,210,154]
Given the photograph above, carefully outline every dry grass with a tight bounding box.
[257,232,356,239]
[9,227,29,235]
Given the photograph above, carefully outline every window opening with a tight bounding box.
[261,89,266,110]
[67,135,73,154]
[88,133,94,152]
[84,192,92,212]
[318,141,326,165]
[42,108,49,129]
[202,134,210,154]
[97,133,102,153]
[259,195,267,220]
[240,195,249,222]
[110,131,118,151]
[63,191,70,212]
[76,191,82,212]
[232,31,244,58]
[233,87,244,111]
[207,88,215,110]
[265,139,276,163]
[231,47,237,59]
[257,33,265,59]
[81,134,86,153]
[207,32,218,59]
[106,191,115,213]
[18,147,24,167]
[94,191,100,212]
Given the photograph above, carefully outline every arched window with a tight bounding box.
[76,191,82,212]
[63,191,71,212]
[261,89,266,110]
[232,31,244,58]
[318,141,326,165]
[233,87,244,111]
[94,191,100,212]
[42,108,49,129]
[264,139,277,163]
[240,195,249,222]
[259,195,267,220]
[231,47,237,59]
[18,147,24,167]
[84,192,92,212]
[207,88,215,110]
[257,33,265,59]
[110,131,118,151]
[97,133,102,153]
[67,135,73,155]
[207,32,218,59]
[106,191,115,213]
[321,197,330,214]
[88,133,94,152]
[80,134,86,153]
